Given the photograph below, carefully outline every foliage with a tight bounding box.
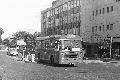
[2,38,9,46]
[0,27,4,43]
[33,32,42,37]
[3,31,42,49]
[0,27,4,35]
[13,31,28,40]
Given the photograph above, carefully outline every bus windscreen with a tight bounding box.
[63,40,82,51]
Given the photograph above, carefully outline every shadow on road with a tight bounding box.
[36,61,77,67]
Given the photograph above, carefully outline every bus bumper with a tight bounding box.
[59,58,83,64]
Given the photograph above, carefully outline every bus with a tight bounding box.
[35,34,84,65]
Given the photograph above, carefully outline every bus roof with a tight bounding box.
[36,34,82,41]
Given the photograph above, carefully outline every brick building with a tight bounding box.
[41,0,93,42]
[41,0,120,58]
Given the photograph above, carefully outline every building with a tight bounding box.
[41,0,120,58]
[91,0,120,43]
[41,0,93,41]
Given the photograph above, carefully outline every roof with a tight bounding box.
[36,34,82,41]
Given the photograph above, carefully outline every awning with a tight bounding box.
[112,37,120,42]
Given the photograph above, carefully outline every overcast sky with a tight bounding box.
[0,0,54,39]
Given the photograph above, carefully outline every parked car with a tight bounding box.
[7,48,18,56]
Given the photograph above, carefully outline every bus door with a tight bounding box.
[44,40,52,61]
[50,40,62,64]
[35,40,45,61]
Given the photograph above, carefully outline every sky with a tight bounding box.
[0,0,54,40]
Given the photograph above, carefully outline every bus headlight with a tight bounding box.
[61,52,65,59]
[61,52,65,55]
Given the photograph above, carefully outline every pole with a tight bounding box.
[110,37,112,58]
[23,50,25,61]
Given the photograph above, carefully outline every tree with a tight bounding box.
[33,31,42,38]
[13,31,28,40]
[3,38,9,46]
[0,27,4,43]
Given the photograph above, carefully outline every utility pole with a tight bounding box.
[110,36,112,58]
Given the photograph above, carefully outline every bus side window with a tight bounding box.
[46,42,51,48]
[51,41,58,49]
[58,40,62,50]
[42,41,46,49]
[52,43,58,49]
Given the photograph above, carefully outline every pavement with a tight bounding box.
[83,60,105,64]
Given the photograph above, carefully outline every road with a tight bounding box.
[0,51,120,80]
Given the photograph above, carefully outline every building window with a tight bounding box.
[53,8,55,15]
[96,10,98,16]
[92,11,94,16]
[110,24,113,30]
[103,25,104,31]
[107,25,109,30]
[68,1,71,10]
[96,26,97,31]
[55,8,58,14]
[100,9,101,14]
[58,6,61,13]
[111,6,113,12]
[76,0,79,6]
[99,26,101,31]
[92,27,94,32]
[74,0,77,7]
[103,8,105,14]
[47,11,50,17]
[63,4,67,11]
[107,7,109,13]
[71,0,74,8]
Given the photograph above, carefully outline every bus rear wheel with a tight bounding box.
[50,56,54,66]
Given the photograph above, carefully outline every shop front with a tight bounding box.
[111,37,120,59]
